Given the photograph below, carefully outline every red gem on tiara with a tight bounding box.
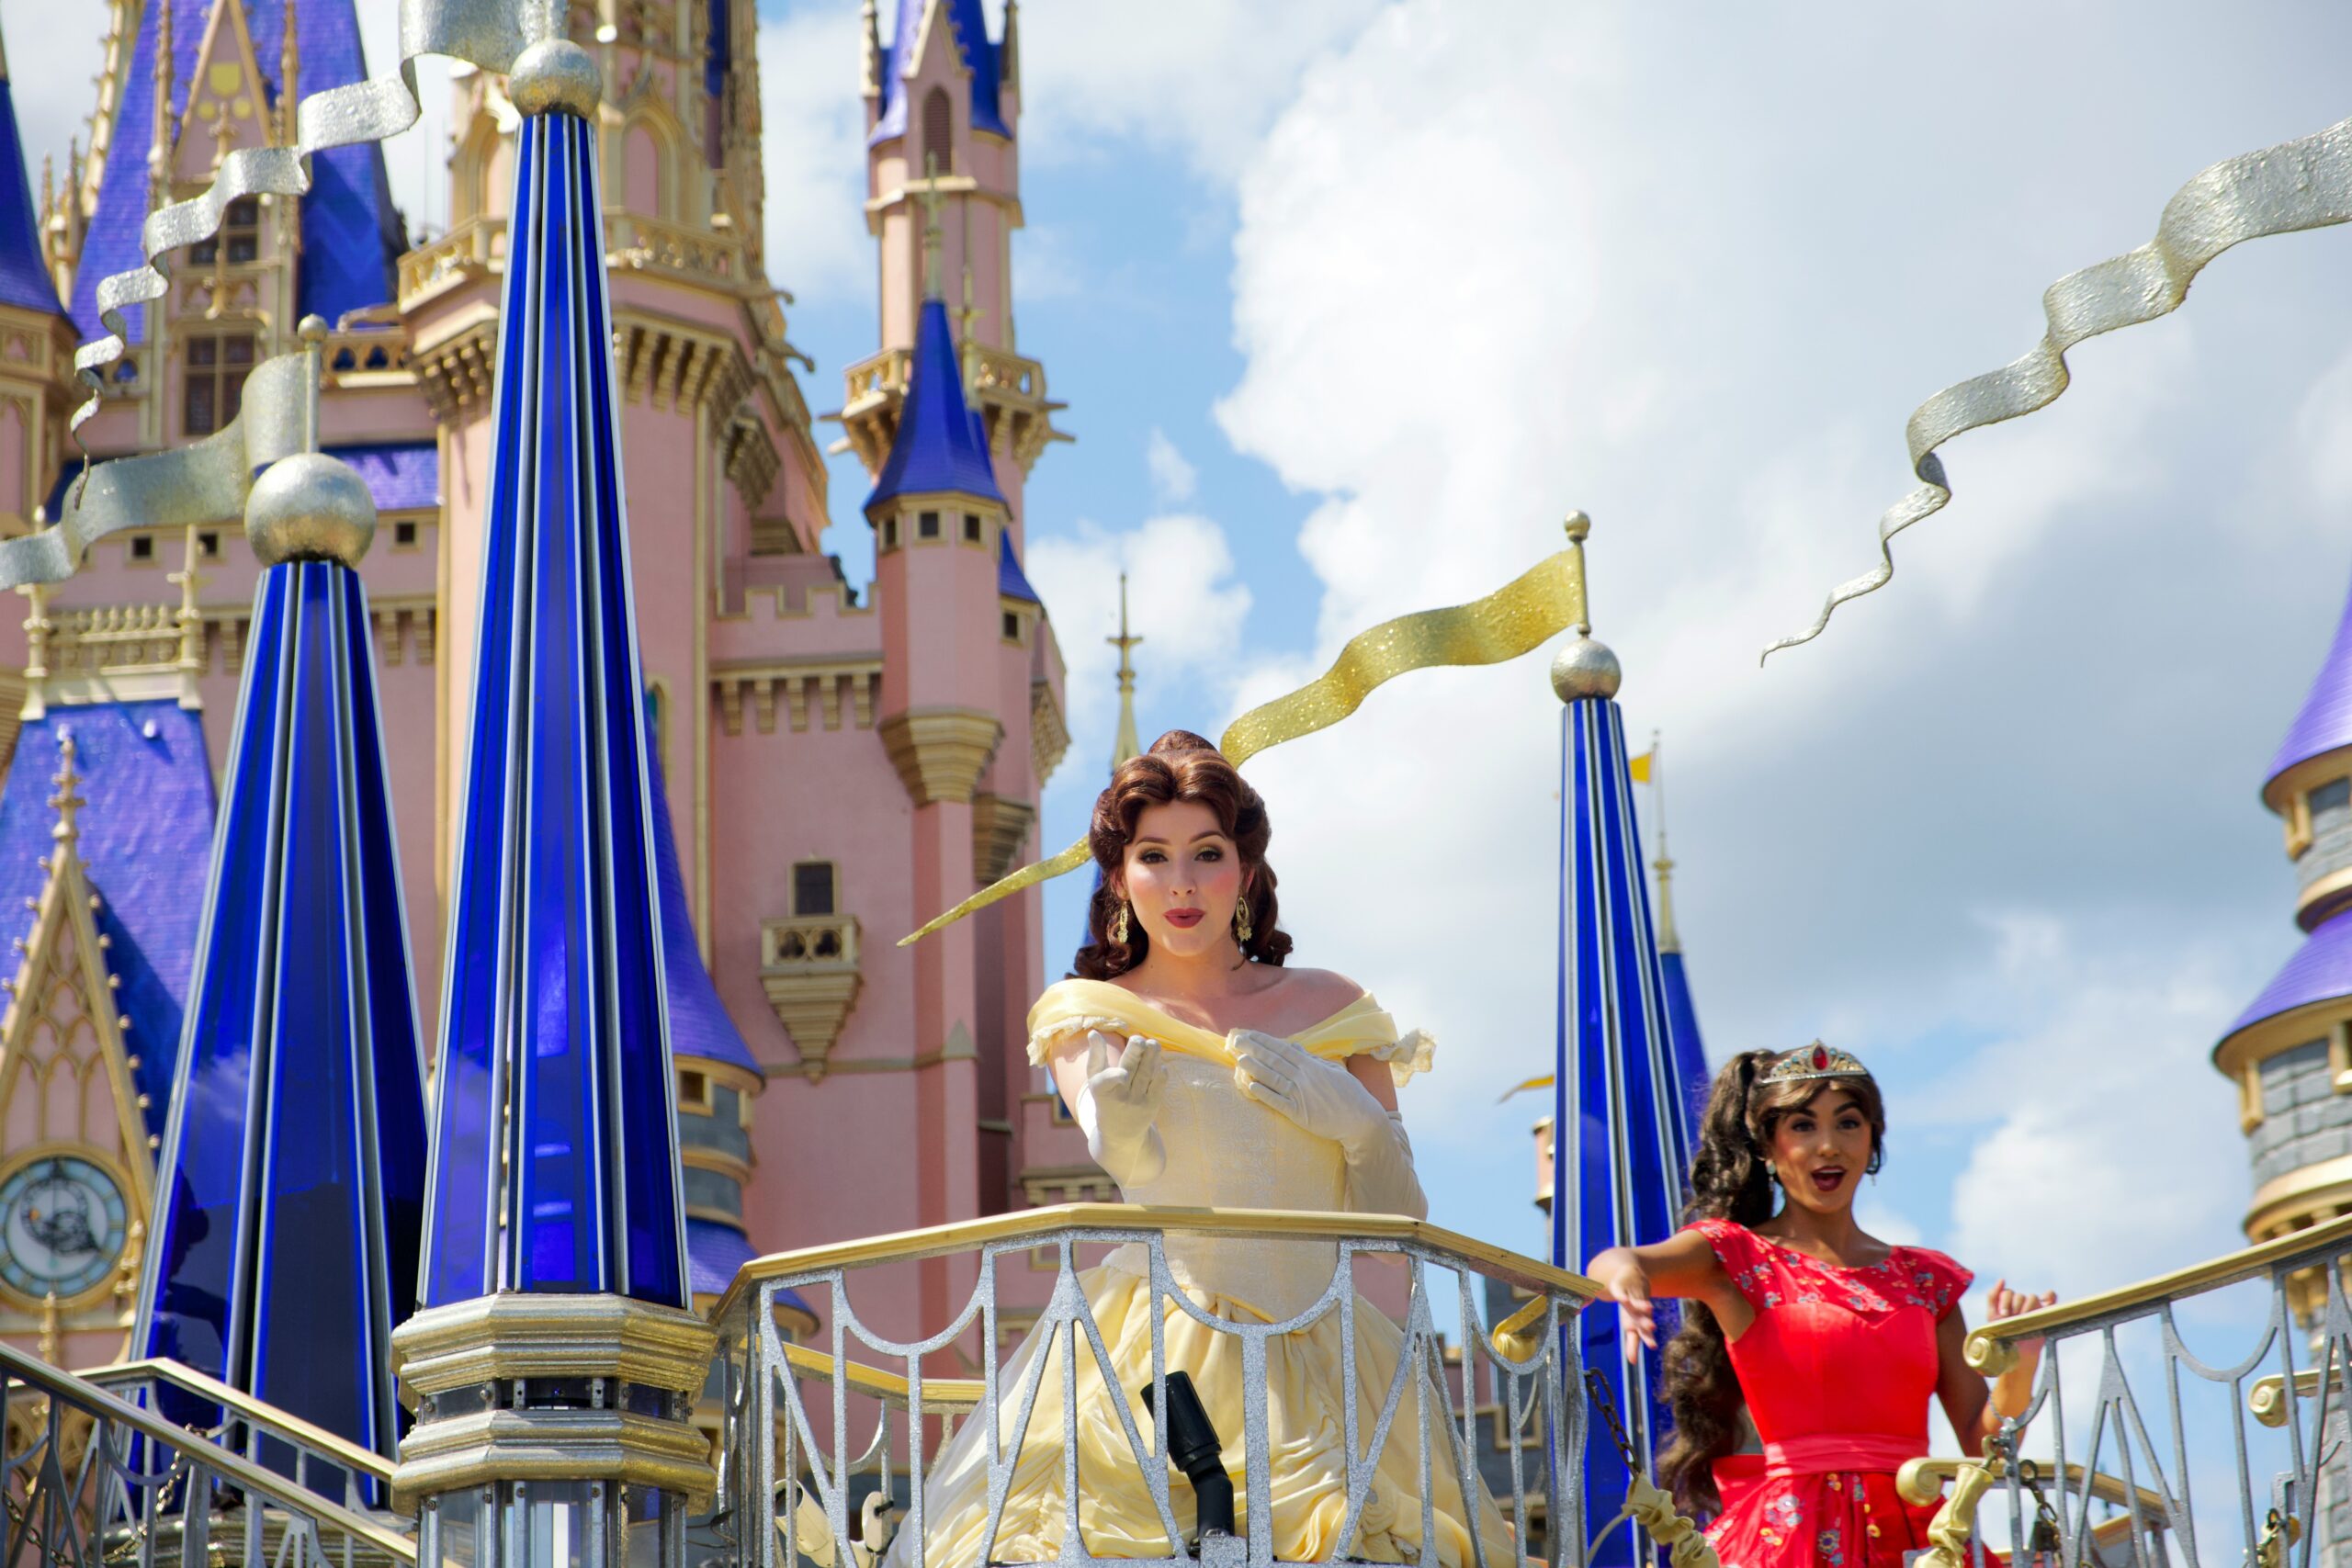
[1811,1045,1829,1071]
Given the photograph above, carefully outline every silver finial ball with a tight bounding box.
[246,452,377,569]
[1550,634,1622,703]
[298,313,328,344]
[1564,510,1591,544]
[509,39,602,118]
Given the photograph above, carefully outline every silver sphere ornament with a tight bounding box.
[508,39,602,118]
[1550,634,1622,703]
[245,452,378,569]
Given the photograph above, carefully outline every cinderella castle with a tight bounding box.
[0,4,2328,1567]
[0,0,1109,1372]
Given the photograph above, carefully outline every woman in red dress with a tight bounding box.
[1586,1043,2052,1567]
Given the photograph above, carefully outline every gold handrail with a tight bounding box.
[1896,1455,2166,1515]
[0,1347,413,1562]
[1964,1212,2352,1373]
[86,1357,396,1483]
[2249,1365,2343,1427]
[778,1344,984,1415]
[1899,1456,2166,1562]
[711,1202,1602,1325]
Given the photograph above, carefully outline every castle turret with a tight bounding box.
[2220,574,2352,1277]
[0,17,75,541]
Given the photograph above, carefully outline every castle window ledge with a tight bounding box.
[760,914,863,1084]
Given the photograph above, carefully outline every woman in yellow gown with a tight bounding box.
[891,731,1515,1568]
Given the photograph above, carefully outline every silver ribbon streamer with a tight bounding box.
[21,0,548,592]
[1762,114,2352,664]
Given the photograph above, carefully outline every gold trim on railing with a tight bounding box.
[710,1202,1603,1325]
[1963,1212,2352,1373]
[0,1350,413,1562]
[1488,1294,1553,1364]
[90,1357,394,1483]
[779,1344,984,1414]
[2249,1364,2343,1427]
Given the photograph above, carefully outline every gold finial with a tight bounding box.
[49,730,83,851]
[20,567,49,724]
[859,0,881,97]
[37,1291,59,1366]
[1109,573,1143,768]
[919,153,946,300]
[1645,729,1679,953]
[170,525,205,702]
[280,0,301,145]
[1564,511,1591,635]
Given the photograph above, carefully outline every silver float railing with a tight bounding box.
[705,1204,1600,1568]
[1905,1212,2352,1567]
[0,1340,413,1568]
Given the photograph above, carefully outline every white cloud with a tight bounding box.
[758,8,871,298]
[1027,513,1253,761]
[4,2,107,218]
[1005,0,1388,181]
[1144,428,1195,504]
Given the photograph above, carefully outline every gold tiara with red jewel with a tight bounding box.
[1759,1041,1871,1085]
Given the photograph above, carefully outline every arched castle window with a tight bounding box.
[626,121,670,220]
[922,87,955,175]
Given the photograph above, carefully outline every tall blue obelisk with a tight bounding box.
[1547,514,1697,1566]
[389,29,714,1565]
[132,322,428,1502]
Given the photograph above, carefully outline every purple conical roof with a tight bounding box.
[2268,573,2352,793]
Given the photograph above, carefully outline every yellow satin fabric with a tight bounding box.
[899,1268,1517,1567]
[1023,980,1429,1080]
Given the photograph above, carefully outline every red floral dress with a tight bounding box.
[1686,1218,1973,1568]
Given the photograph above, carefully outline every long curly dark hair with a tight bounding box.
[1655,1048,1887,1515]
[1072,730,1293,979]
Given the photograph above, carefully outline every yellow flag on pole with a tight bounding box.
[1627,749,1653,783]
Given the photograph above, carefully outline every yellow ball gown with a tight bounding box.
[888,979,1517,1568]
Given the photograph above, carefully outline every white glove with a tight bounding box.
[1229,1030,1429,1220]
[1074,1031,1167,1187]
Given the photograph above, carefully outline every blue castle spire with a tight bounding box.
[1546,524,1694,1568]
[865,294,1004,513]
[132,378,427,1488]
[0,25,61,317]
[415,59,688,1309]
[871,0,1007,143]
[70,0,404,342]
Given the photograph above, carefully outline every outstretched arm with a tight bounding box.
[1585,1230,1747,1357]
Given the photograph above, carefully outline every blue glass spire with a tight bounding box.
[133,547,428,1489]
[0,26,62,317]
[865,296,1003,513]
[417,77,689,1310]
[1549,631,1693,1566]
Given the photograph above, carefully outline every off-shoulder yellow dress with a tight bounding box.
[888,979,1514,1568]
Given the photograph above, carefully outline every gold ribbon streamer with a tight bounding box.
[899,547,1587,945]
[6,0,548,592]
[1762,113,2352,664]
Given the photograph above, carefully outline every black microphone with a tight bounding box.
[1138,1371,1236,1546]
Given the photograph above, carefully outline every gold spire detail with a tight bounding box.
[49,728,84,851]
[1109,573,1142,768]
[920,152,944,300]
[1646,729,1679,954]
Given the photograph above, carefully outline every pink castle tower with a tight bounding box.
[0,0,1089,1367]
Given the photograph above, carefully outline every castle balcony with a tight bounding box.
[832,342,1069,480]
[709,1204,1592,1568]
[761,913,864,1084]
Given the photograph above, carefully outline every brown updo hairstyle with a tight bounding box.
[1073,730,1293,980]
[1656,1048,1888,1515]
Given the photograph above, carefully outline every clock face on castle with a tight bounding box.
[0,1153,130,1304]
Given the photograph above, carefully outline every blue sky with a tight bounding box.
[14,0,2352,1418]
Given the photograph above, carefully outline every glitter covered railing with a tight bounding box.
[1906,1213,2352,1566]
[0,1342,413,1568]
[707,1204,1597,1568]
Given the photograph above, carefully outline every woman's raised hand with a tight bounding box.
[1230,1030,1387,1149]
[1076,1031,1168,1187]
[1984,1278,2057,1353]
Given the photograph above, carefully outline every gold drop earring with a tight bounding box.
[1233,897,1253,945]
[1110,902,1131,944]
